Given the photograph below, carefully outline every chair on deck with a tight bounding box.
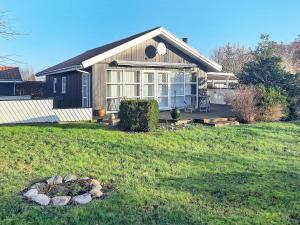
[199,96,211,113]
[184,101,196,113]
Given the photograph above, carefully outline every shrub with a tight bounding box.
[225,85,260,123]
[118,99,159,132]
[257,85,289,121]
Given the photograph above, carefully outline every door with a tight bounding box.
[141,70,169,110]
[82,73,90,107]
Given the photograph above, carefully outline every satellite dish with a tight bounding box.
[157,42,167,55]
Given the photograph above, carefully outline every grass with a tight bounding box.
[0,121,299,225]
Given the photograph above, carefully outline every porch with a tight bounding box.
[159,104,238,126]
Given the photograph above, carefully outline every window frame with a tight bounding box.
[61,76,67,94]
[53,77,57,93]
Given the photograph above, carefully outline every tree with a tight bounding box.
[20,67,36,81]
[212,43,253,74]
[0,11,19,65]
[238,35,298,94]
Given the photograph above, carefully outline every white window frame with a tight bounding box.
[106,68,198,112]
[53,78,57,93]
[61,76,66,94]
[82,72,91,108]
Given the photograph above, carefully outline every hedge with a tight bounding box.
[118,99,159,132]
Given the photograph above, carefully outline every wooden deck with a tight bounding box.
[159,104,235,121]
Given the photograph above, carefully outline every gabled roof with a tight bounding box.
[0,67,23,82]
[37,27,222,76]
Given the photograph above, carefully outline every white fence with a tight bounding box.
[0,99,92,125]
[207,89,235,105]
[0,95,31,100]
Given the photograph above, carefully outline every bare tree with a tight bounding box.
[21,67,36,81]
[212,43,253,74]
[0,11,20,65]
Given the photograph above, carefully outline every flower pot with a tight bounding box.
[98,107,106,117]
[170,108,181,120]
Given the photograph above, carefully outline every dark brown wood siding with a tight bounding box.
[45,71,82,108]
[102,37,208,71]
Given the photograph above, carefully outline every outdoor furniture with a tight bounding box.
[184,100,195,113]
[199,95,211,112]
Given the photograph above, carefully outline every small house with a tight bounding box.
[36,27,222,111]
[0,66,23,96]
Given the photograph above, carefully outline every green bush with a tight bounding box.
[257,85,289,121]
[118,99,159,132]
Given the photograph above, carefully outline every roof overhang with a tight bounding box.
[111,60,197,69]
[36,65,83,76]
[82,27,222,72]
[207,72,235,77]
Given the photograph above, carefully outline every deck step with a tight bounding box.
[206,120,240,127]
[199,117,236,124]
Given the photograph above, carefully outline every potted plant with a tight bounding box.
[98,107,106,117]
[170,90,181,120]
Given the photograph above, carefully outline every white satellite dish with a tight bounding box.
[157,42,167,55]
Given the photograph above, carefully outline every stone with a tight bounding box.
[51,196,71,206]
[31,194,51,206]
[46,176,63,185]
[79,177,90,181]
[89,188,103,198]
[30,182,47,190]
[23,188,38,198]
[64,174,77,183]
[90,179,101,186]
[72,193,92,204]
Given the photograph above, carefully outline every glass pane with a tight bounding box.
[107,70,122,83]
[158,72,168,83]
[170,84,184,96]
[107,98,120,111]
[170,71,184,83]
[82,98,88,108]
[82,86,88,97]
[143,72,154,83]
[159,97,168,108]
[143,84,154,97]
[107,85,122,97]
[124,84,140,97]
[123,71,140,83]
[171,96,185,108]
[185,72,197,82]
[185,96,197,106]
[158,84,168,96]
[185,84,197,95]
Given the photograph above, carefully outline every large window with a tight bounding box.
[106,70,141,111]
[106,69,198,111]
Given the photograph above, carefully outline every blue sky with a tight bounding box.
[1,0,300,72]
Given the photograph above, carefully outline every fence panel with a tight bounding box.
[0,99,92,124]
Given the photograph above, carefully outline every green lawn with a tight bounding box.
[0,121,299,225]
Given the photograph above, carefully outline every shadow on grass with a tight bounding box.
[158,170,300,212]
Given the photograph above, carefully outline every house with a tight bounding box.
[36,27,222,112]
[207,72,238,89]
[0,66,23,96]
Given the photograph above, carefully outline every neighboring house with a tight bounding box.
[207,72,238,89]
[0,66,23,96]
[36,27,222,111]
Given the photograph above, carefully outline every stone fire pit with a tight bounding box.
[22,175,104,206]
